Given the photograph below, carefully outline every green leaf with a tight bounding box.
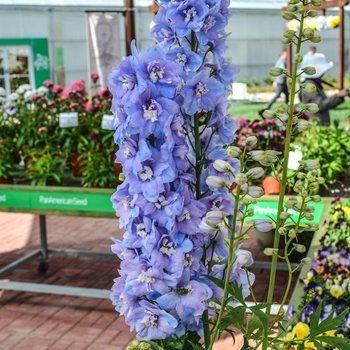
[316,336,350,350]
[309,307,349,337]
[246,314,262,336]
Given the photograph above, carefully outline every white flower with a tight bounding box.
[16,84,32,95]
[8,92,19,102]
[0,87,6,97]
[36,86,49,96]
[24,90,35,101]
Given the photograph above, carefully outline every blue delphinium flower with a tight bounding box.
[108,0,254,343]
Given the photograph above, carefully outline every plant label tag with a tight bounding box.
[59,112,79,128]
[101,114,114,130]
[288,149,302,170]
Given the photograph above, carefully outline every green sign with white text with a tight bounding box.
[0,187,115,214]
[250,200,325,224]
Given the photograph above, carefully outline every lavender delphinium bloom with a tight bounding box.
[108,0,254,344]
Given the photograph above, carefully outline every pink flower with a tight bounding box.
[0,139,3,144]
[60,88,70,100]
[43,80,54,88]
[236,117,249,128]
[38,127,47,135]
[98,87,111,97]
[84,102,93,112]
[70,79,86,93]
[91,73,99,83]
[52,85,63,95]
[32,94,40,101]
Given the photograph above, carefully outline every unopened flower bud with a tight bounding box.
[199,220,218,234]
[253,219,274,232]
[280,211,292,220]
[226,146,241,158]
[264,248,278,256]
[206,176,230,189]
[278,227,287,235]
[303,103,319,113]
[282,11,298,20]
[306,224,319,231]
[310,195,321,202]
[300,159,320,171]
[304,212,314,221]
[309,182,318,190]
[288,229,297,239]
[293,243,306,253]
[311,0,322,6]
[310,35,321,43]
[297,119,312,132]
[281,37,293,45]
[269,67,284,77]
[304,205,315,213]
[297,172,306,179]
[289,0,300,4]
[287,5,298,12]
[301,257,312,265]
[307,9,318,18]
[249,150,265,161]
[239,183,248,195]
[236,250,254,267]
[213,160,234,173]
[303,66,316,75]
[303,28,315,39]
[262,109,277,120]
[284,30,296,39]
[294,53,303,63]
[245,136,258,147]
[247,208,254,217]
[303,83,316,93]
[235,173,248,186]
[297,5,305,14]
[276,103,288,114]
[206,210,227,226]
[248,186,264,198]
[246,167,264,179]
[317,177,325,184]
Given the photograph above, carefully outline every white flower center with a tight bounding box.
[149,64,164,83]
[203,15,216,32]
[195,81,208,97]
[155,195,168,209]
[136,223,147,238]
[160,238,175,256]
[138,166,153,181]
[137,270,155,283]
[175,53,187,66]
[184,253,194,267]
[143,100,158,122]
[179,211,191,221]
[119,75,135,90]
[184,7,197,24]
[144,312,158,328]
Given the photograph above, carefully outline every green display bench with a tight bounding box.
[0,184,117,299]
[0,185,333,302]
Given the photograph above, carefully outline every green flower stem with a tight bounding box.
[208,185,242,350]
[263,10,306,349]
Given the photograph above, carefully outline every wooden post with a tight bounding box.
[338,6,345,89]
[124,0,136,56]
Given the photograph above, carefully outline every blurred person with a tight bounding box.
[301,45,317,69]
[266,49,289,109]
[299,53,348,125]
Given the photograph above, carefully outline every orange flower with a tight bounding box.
[316,265,324,274]
[323,273,332,280]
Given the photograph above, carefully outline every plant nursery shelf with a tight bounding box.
[0,184,117,299]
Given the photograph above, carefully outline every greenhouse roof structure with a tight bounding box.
[0,0,346,10]
[0,0,291,9]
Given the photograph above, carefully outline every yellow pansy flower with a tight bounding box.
[293,322,309,339]
[304,341,317,349]
[330,284,343,299]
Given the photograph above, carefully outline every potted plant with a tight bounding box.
[80,147,118,188]
[24,126,68,186]
[292,120,350,195]
[0,138,15,183]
